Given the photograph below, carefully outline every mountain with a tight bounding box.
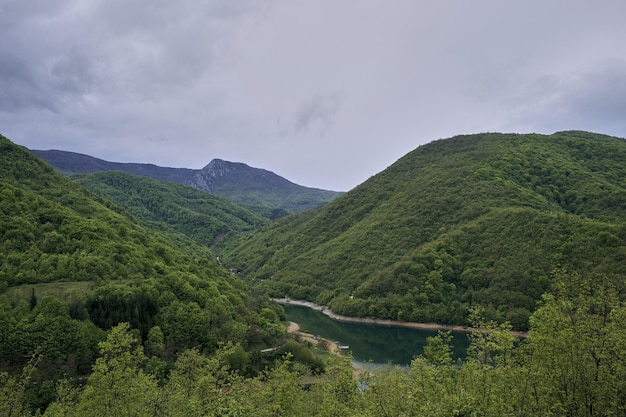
[223,131,626,330]
[9,132,626,417]
[30,149,195,183]
[75,170,268,252]
[0,134,286,403]
[32,149,343,217]
[1,139,219,286]
[188,159,343,217]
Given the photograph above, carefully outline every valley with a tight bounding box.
[2,131,626,415]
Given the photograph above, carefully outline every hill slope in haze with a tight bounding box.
[32,149,343,217]
[224,131,626,329]
[29,149,195,183]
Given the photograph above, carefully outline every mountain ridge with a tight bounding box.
[0,133,290,408]
[32,149,343,217]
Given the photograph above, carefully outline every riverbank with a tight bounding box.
[286,321,369,378]
[274,298,527,338]
[286,321,341,354]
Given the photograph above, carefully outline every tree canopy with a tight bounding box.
[0,134,288,412]
[224,131,626,329]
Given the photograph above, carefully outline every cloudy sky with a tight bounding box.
[2,1,626,191]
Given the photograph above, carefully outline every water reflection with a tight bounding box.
[282,304,470,366]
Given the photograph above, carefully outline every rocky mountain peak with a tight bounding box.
[201,159,246,178]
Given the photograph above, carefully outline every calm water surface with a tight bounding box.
[282,304,471,366]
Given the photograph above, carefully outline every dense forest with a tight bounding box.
[224,131,626,330]
[3,131,626,415]
[0,135,295,413]
[4,270,626,416]
[226,132,626,329]
[75,171,268,252]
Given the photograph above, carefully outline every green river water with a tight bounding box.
[282,304,471,366]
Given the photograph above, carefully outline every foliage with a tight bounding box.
[0,134,291,412]
[75,170,268,252]
[24,273,626,415]
[7,131,626,414]
[224,131,626,329]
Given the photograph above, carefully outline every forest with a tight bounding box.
[2,131,626,415]
[75,170,268,252]
[224,131,626,330]
[0,135,293,413]
[4,270,626,416]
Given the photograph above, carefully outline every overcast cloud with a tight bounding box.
[1,1,625,190]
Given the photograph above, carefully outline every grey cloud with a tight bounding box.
[564,62,626,124]
[50,49,99,96]
[506,60,626,136]
[0,53,55,111]
[291,93,342,135]
[2,1,626,191]
[0,0,271,107]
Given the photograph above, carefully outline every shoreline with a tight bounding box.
[273,298,528,338]
[286,321,369,378]
[286,321,341,354]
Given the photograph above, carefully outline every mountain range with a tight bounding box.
[32,149,343,218]
[9,130,626,332]
[4,130,626,417]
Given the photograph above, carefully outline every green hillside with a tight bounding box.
[4,132,626,416]
[224,131,626,329]
[0,137,227,286]
[0,134,288,411]
[75,171,268,252]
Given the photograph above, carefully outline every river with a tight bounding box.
[281,303,471,366]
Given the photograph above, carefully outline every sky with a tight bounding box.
[2,1,626,191]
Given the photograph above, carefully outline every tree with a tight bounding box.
[423,331,453,366]
[71,323,159,417]
[145,326,164,358]
[28,288,37,311]
[523,271,626,416]
[0,355,41,417]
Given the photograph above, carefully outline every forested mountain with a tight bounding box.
[5,132,626,416]
[32,149,343,217]
[0,134,288,411]
[75,171,268,252]
[224,131,626,329]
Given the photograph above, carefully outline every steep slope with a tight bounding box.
[1,138,219,285]
[32,150,343,216]
[0,133,284,372]
[75,170,268,251]
[224,131,626,329]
